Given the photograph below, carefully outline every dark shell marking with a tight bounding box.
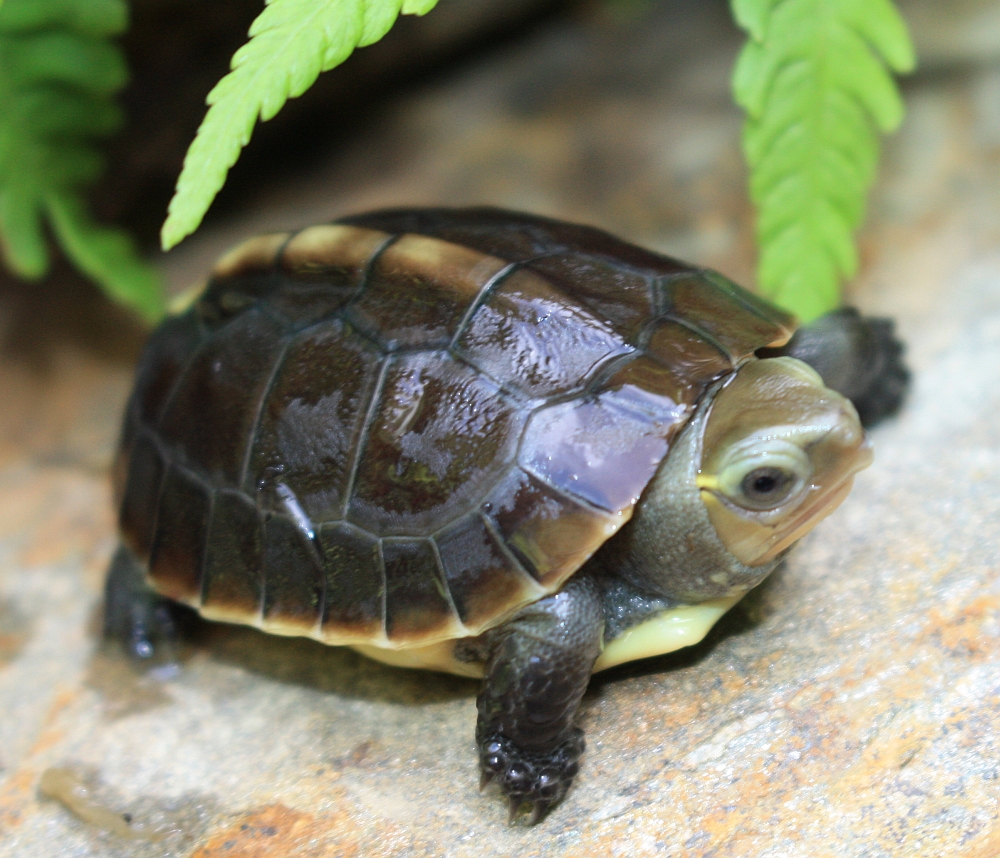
[115,208,794,648]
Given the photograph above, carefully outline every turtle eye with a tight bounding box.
[738,466,799,509]
[711,436,812,513]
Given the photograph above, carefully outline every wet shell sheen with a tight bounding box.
[115,208,794,649]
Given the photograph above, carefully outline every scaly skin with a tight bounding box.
[103,545,189,663]
[476,575,603,823]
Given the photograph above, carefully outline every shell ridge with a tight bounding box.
[376,538,388,642]
[427,536,470,636]
[122,426,170,565]
[335,232,405,337]
[447,259,520,350]
[280,226,398,291]
[340,356,393,521]
[208,233,291,282]
[338,208,697,278]
[236,333,296,492]
[658,313,736,366]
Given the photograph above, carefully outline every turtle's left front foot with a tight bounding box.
[479,730,584,824]
[103,544,190,666]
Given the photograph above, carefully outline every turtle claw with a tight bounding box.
[480,771,494,792]
[478,731,584,824]
[851,315,910,426]
[103,545,190,667]
[527,800,552,826]
[507,796,523,824]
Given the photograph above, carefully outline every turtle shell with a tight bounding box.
[114,208,794,649]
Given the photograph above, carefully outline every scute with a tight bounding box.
[118,208,798,650]
[316,522,383,641]
[347,351,523,536]
[454,268,632,399]
[481,468,619,588]
[118,431,166,563]
[157,308,290,486]
[660,272,795,359]
[148,464,210,604]
[201,489,263,623]
[518,392,683,514]
[435,513,545,633]
[382,538,460,643]
[246,318,382,522]
[262,513,324,633]
[345,234,509,351]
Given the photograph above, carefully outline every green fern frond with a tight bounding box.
[161,0,441,251]
[731,0,914,321]
[47,193,164,321]
[0,0,165,321]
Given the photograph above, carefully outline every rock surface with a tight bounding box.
[3,1,1000,856]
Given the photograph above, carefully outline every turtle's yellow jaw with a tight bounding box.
[697,357,872,566]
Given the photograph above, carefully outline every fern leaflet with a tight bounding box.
[0,0,164,321]
[161,0,440,251]
[731,0,914,320]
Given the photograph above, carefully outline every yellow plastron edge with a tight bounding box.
[350,594,744,679]
[592,594,742,672]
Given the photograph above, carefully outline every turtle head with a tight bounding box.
[696,356,872,566]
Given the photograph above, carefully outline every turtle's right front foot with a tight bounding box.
[103,544,188,664]
[479,730,584,824]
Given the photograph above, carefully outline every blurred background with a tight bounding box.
[3,1,1000,855]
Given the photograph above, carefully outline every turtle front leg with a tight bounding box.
[476,575,603,824]
[103,544,189,663]
[763,307,910,426]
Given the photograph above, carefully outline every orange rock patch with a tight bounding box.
[188,803,359,858]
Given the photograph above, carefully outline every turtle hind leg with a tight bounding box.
[476,575,603,824]
[763,308,910,426]
[103,544,193,664]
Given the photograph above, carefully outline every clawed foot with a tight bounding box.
[848,314,909,427]
[103,545,190,666]
[478,730,584,824]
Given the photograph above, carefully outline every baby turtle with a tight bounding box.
[105,208,907,822]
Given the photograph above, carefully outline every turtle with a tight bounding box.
[104,207,908,823]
